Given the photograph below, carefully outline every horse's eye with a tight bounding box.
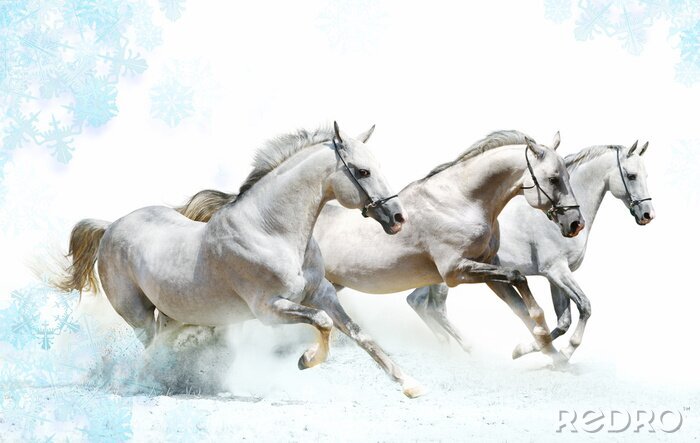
[627,173,637,181]
[357,169,370,178]
[548,177,560,185]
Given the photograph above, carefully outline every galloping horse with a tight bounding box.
[58,123,426,397]
[406,141,654,361]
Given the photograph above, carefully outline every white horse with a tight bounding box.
[408,141,654,361]
[178,130,585,363]
[57,123,427,398]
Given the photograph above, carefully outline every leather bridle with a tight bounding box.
[332,138,398,218]
[522,145,580,221]
[615,146,652,215]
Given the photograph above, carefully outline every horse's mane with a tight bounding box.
[565,145,623,172]
[422,130,531,179]
[175,125,334,222]
[238,125,335,196]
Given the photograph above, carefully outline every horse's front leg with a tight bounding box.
[249,295,333,369]
[445,259,564,364]
[304,280,426,399]
[548,269,591,360]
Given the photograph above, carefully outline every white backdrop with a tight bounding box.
[1,1,699,436]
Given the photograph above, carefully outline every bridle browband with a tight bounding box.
[522,145,580,221]
[615,146,652,215]
[332,137,398,218]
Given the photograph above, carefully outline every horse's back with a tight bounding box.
[98,206,205,285]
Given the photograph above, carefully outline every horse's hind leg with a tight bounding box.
[305,280,426,399]
[249,295,333,369]
[99,269,157,348]
[406,284,471,352]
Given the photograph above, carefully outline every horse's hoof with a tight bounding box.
[550,352,570,370]
[297,355,309,370]
[512,343,527,359]
[297,344,323,370]
[561,345,575,361]
[401,377,427,399]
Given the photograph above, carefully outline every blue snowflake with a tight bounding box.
[0,0,189,168]
[159,0,186,21]
[0,282,80,351]
[69,76,118,127]
[550,0,700,84]
[150,79,194,127]
[39,115,78,163]
[2,108,40,151]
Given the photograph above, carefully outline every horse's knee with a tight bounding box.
[528,306,545,323]
[579,301,592,321]
[312,310,334,332]
[507,269,527,286]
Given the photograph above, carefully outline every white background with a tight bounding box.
[1,0,698,418]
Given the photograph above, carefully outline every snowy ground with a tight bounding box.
[2,287,698,442]
[2,347,697,442]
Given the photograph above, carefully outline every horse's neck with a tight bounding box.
[568,153,612,241]
[424,146,525,224]
[214,146,333,253]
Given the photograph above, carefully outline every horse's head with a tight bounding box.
[328,121,406,235]
[608,141,654,225]
[521,132,584,238]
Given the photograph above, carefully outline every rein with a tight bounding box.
[522,146,580,221]
[615,146,652,215]
[332,138,398,218]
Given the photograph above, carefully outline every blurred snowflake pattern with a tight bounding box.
[0,0,187,187]
[545,0,700,85]
[150,59,218,127]
[0,2,196,439]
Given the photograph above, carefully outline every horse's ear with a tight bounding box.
[640,141,649,156]
[627,140,638,157]
[552,131,561,150]
[526,136,544,158]
[356,124,376,143]
[333,121,344,145]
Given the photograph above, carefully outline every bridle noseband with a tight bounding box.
[522,145,580,221]
[332,138,398,218]
[615,146,652,215]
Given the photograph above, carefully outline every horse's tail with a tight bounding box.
[55,219,110,294]
[175,189,238,222]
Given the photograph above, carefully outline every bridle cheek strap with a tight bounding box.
[522,146,579,221]
[332,138,399,218]
[616,146,652,215]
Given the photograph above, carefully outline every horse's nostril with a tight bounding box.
[644,212,651,220]
[394,213,405,224]
[570,221,580,232]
